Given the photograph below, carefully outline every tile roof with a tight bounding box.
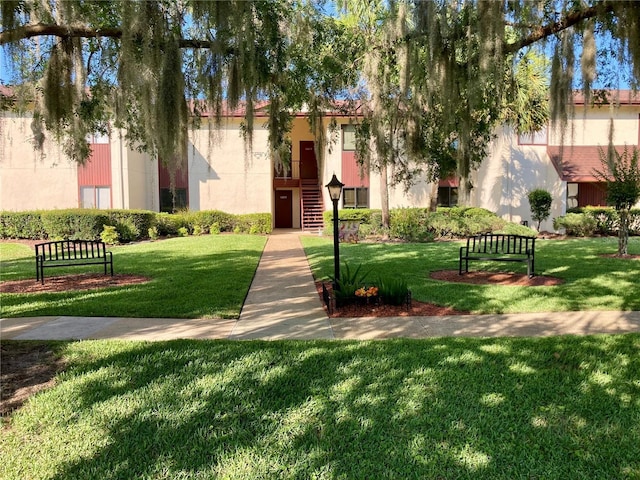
[547,145,632,182]
[572,89,640,106]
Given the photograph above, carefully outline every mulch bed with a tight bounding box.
[0,273,150,294]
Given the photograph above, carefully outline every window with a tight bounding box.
[518,127,547,145]
[160,188,188,213]
[437,187,458,207]
[342,125,356,151]
[80,186,111,209]
[343,187,368,208]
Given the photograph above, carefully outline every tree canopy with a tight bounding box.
[1,1,639,192]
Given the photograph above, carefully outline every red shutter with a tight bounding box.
[78,144,112,186]
[341,151,369,187]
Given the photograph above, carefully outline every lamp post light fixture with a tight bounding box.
[325,174,344,284]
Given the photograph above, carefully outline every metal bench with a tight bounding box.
[35,240,113,284]
[459,233,535,278]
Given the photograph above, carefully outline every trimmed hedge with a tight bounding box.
[553,213,597,237]
[0,209,272,242]
[0,211,47,239]
[322,207,534,242]
[562,206,640,236]
[41,209,110,240]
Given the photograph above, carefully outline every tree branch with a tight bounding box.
[0,22,214,49]
[504,2,615,54]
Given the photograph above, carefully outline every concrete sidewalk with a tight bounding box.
[2,230,640,341]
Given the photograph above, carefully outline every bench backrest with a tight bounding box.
[35,240,108,261]
[466,234,535,255]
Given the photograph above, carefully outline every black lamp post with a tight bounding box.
[325,174,344,284]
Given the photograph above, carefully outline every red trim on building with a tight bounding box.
[78,144,112,185]
[547,145,629,182]
[438,177,459,187]
[341,151,369,187]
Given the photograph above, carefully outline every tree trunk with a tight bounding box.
[428,181,439,212]
[457,174,472,206]
[618,209,630,255]
[380,163,390,231]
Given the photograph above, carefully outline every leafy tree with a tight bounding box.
[527,189,553,231]
[1,0,640,199]
[594,146,640,256]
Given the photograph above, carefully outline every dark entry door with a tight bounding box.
[300,141,318,179]
[275,190,293,228]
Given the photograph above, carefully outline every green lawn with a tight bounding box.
[2,336,640,479]
[3,235,639,318]
[0,235,266,319]
[302,236,640,313]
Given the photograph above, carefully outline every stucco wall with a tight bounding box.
[550,106,640,146]
[0,113,78,210]
[121,142,157,211]
[188,120,272,214]
[474,126,564,232]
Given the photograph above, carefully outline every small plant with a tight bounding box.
[148,226,159,241]
[210,222,221,235]
[377,276,409,306]
[193,225,205,236]
[330,262,370,306]
[528,189,552,231]
[115,219,139,243]
[100,225,119,245]
[177,227,189,237]
[355,286,378,298]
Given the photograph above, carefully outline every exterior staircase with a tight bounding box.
[301,179,325,233]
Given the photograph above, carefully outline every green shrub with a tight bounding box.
[425,212,461,238]
[582,207,619,234]
[193,225,205,236]
[115,219,139,243]
[527,189,553,230]
[191,210,235,232]
[496,222,538,237]
[377,276,409,306]
[107,210,155,240]
[177,227,189,237]
[232,213,272,234]
[461,207,495,217]
[323,209,378,236]
[389,208,431,242]
[41,209,109,240]
[459,215,506,236]
[209,222,221,235]
[0,211,47,239]
[148,226,159,241]
[155,213,181,236]
[553,213,597,236]
[100,225,119,245]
